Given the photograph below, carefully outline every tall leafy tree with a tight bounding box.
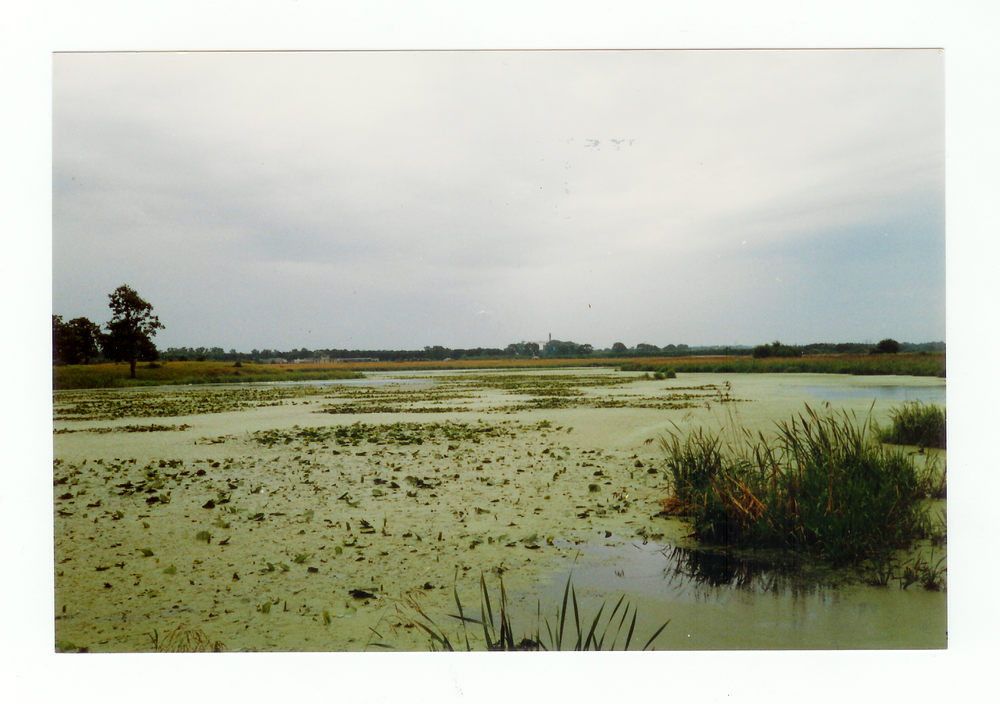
[102,285,165,378]
[52,315,102,365]
[66,317,102,364]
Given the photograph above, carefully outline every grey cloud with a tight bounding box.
[53,50,945,350]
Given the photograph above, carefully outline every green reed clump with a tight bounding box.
[660,405,936,564]
[404,571,669,651]
[875,401,946,449]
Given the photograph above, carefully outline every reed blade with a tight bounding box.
[583,602,606,651]
[598,594,626,651]
[571,585,582,650]
[643,619,671,651]
[557,572,572,650]
[624,608,638,651]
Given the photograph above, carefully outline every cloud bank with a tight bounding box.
[53,50,944,350]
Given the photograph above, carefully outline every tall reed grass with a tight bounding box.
[875,401,946,449]
[404,571,669,651]
[659,405,941,564]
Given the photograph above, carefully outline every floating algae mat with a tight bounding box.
[53,369,945,651]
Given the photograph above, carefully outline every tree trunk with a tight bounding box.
[130,358,137,379]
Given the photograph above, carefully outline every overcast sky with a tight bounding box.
[53,49,945,351]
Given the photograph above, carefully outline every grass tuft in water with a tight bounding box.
[875,401,946,449]
[404,571,669,651]
[659,404,940,565]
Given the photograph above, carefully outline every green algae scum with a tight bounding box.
[53,369,946,651]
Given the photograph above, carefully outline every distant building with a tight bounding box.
[292,356,331,364]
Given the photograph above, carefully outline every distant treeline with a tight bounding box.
[150,339,945,364]
[54,307,946,367]
[159,346,510,363]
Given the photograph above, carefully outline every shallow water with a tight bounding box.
[52,369,946,651]
[537,535,946,649]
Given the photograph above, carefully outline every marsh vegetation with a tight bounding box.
[53,369,946,651]
[658,405,946,578]
[53,360,365,390]
[620,352,945,378]
[875,401,947,450]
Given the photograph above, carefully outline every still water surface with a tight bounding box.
[802,383,945,405]
[540,537,946,649]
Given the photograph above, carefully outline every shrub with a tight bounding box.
[753,341,802,359]
[876,402,946,449]
[874,338,901,355]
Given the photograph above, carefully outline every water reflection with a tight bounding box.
[557,538,844,604]
[658,544,841,600]
[801,384,945,404]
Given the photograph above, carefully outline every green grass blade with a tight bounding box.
[480,572,495,627]
[571,585,582,650]
[453,581,471,651]
[610,602,631,650]
[412,619,454,651]
[499,578,514,649]
[624,608,638,651]
[557,573,572,650]
[598,594,626,651]
[642,619,671,651]
[582,602,606,651]
[479,573,495,650]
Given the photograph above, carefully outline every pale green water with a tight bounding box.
[524,371,949,650]
[536,535,946,650]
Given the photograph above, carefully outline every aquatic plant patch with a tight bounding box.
[54,423,193,435]
[252,420,523,448]
[447,372,632,394]
[316,403,472,415]
[875,401,946,449]
[53,360,365,390]
[54,386,331,421]
[659,405,941,565]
